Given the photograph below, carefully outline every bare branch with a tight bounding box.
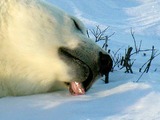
[131,28,138,53]
[137,46,160,82]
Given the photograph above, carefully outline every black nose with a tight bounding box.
[99,52,113,83]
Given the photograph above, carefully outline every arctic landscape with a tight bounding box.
[1,0,160,120]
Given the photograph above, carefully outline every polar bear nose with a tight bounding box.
[99,52,113,83]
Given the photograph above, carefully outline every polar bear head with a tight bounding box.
[0,0,112,97]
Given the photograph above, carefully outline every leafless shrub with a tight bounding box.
[120,47,135,73]
[130,28,154,56]
[111,48,122,70]
[88,26,159,82]
[130,28,142,53]
[88,25,115,51]
[120,28,159,74]
[136,46,160,82]
[89,25,110,42]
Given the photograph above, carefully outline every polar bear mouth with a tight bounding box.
[69,82,85,95]
[69,67,93,95]
[59,47,93,95]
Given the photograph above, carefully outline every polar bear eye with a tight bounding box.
[72,18,83,34]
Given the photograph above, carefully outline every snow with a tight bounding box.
[1,0,160,120]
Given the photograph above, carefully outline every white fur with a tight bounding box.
[0,0,102,97]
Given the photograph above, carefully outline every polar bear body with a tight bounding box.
[0,0,112,97]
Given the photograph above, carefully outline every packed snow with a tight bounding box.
[1,0,160,120]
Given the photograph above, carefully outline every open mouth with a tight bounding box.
[69,67,93,96]
[59,47,93,95]
[69,82,85,95]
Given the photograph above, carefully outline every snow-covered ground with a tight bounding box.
[1,0,160,120]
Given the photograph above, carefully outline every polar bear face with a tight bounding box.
[0,0,112,97]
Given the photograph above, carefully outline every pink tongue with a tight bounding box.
[69,82,85,95]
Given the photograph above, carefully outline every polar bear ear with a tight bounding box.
[70,16,87,35]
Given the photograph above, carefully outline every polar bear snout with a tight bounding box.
[82,51,113,91]
[58,46,113,93]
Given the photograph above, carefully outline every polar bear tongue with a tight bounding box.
[69,82,85,95]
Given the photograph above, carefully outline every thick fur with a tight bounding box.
[0,0,109,97]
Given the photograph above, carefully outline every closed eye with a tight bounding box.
[71,18,83,34]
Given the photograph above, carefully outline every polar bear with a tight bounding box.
[0,0,112,97]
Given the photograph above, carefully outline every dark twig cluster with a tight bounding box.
[119,28,159,75]
[120,47,134,73]
[136,46,160,82]
[111,48,122,71]
[89,25,110,42]
[88,25,115,51]
[88,26,160,82]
